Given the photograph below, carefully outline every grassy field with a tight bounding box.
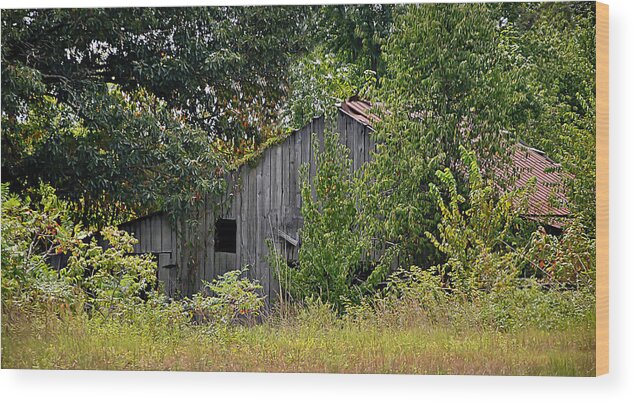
[1,308,595,375]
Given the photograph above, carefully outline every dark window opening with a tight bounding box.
[215,219,237,253]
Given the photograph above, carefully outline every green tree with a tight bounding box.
[282,46,374,130]
[500,3,597,231]
[315,4,397,79]
[362,3,522,270]
[1,7,311,226]
[426,147,532,294]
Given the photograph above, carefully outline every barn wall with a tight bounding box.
[119,212,178,297]
[119,112,375,301]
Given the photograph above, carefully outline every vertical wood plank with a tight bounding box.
[235,171,243,271]
[337,110,347,146]
[309,118,316,194]
[295,128,303,212]
[317,115,325,153]
[262,149,272,300]
[281,137,290,222]
[157,253,170,297]
[204,192,214,282]
[366,124,372,163]
[241,167,251,270]
[348,119,359,172]
[346,115,354,175]
[255,152,265,297]
[151,215,161,253]
[302,122,311,181]
[132,222,140,253]
[176,215,186,297]
[140,218,148,253]
[161,214,171,254]
[247,164,258,279]
[196,197,205,286]
[214,252,225,278]
[358,122,365,171]
[272,142,284,301]
[287,134,296,216]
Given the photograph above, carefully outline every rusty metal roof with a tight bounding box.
[511,143,569,219]
[339,98,570,223]
[339,97,381,125]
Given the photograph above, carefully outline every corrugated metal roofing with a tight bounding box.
[339,98,570,224]
[340,97,381,126]
[511,143,569,219]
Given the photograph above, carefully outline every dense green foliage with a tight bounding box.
[359,3,522,270]
[282,48,374,130]
[276,132,370,311]
[1,184,263,324]
[501,3,597,231]
[282,4,396,130]
[1,7,311,225]
[1,183,155,314]
[314,4,395,80]
[425,147,532,293]
[276,3,597,313]
[1,183,81,309]
[187,268,265,326]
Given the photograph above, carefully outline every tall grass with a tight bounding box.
[2,296,595,376]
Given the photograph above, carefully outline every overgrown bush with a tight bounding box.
[60,226,158,318]
[475,283,595,331]
[425,146,533,294]
[345,265,452,328]
[277,132,371,312]
[525,218,596,288]
[1,183,84,312]
[1,183,158,317]
[186,268,265,326]
[2,184,263,329]
[345,266,594,332]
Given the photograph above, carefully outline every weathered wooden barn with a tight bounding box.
[116,98,569,301]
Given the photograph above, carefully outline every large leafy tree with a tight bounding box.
[281,4,397,130]
[500,2,597,231]
[315,4,396,79]
[1,7,311,226]
[360,3,523,271]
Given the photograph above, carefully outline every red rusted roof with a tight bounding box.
[339,98,570,225]
[511,143,569,219]
[339,97,380,125]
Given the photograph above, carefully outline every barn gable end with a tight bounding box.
[120,114,356,300]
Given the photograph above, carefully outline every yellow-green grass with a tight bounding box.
[2,310,595,376]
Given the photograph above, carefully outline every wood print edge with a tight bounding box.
[596,0,609,377]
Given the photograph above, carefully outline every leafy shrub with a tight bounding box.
[346,266,594,333]
[525,218,596,288]
[1,183,83,311]
[1,183,158,319]
[282,47,374,130]
[345,265,451,328]
[61,226,158,318]
[475,283,596,331]
[277,132,371,312]
[425,146,532,294]
[294,297,340,332]
[186,268,265,326]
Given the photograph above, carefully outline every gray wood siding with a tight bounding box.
[118,112,375,301]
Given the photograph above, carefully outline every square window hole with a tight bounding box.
[215,219,237,253]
